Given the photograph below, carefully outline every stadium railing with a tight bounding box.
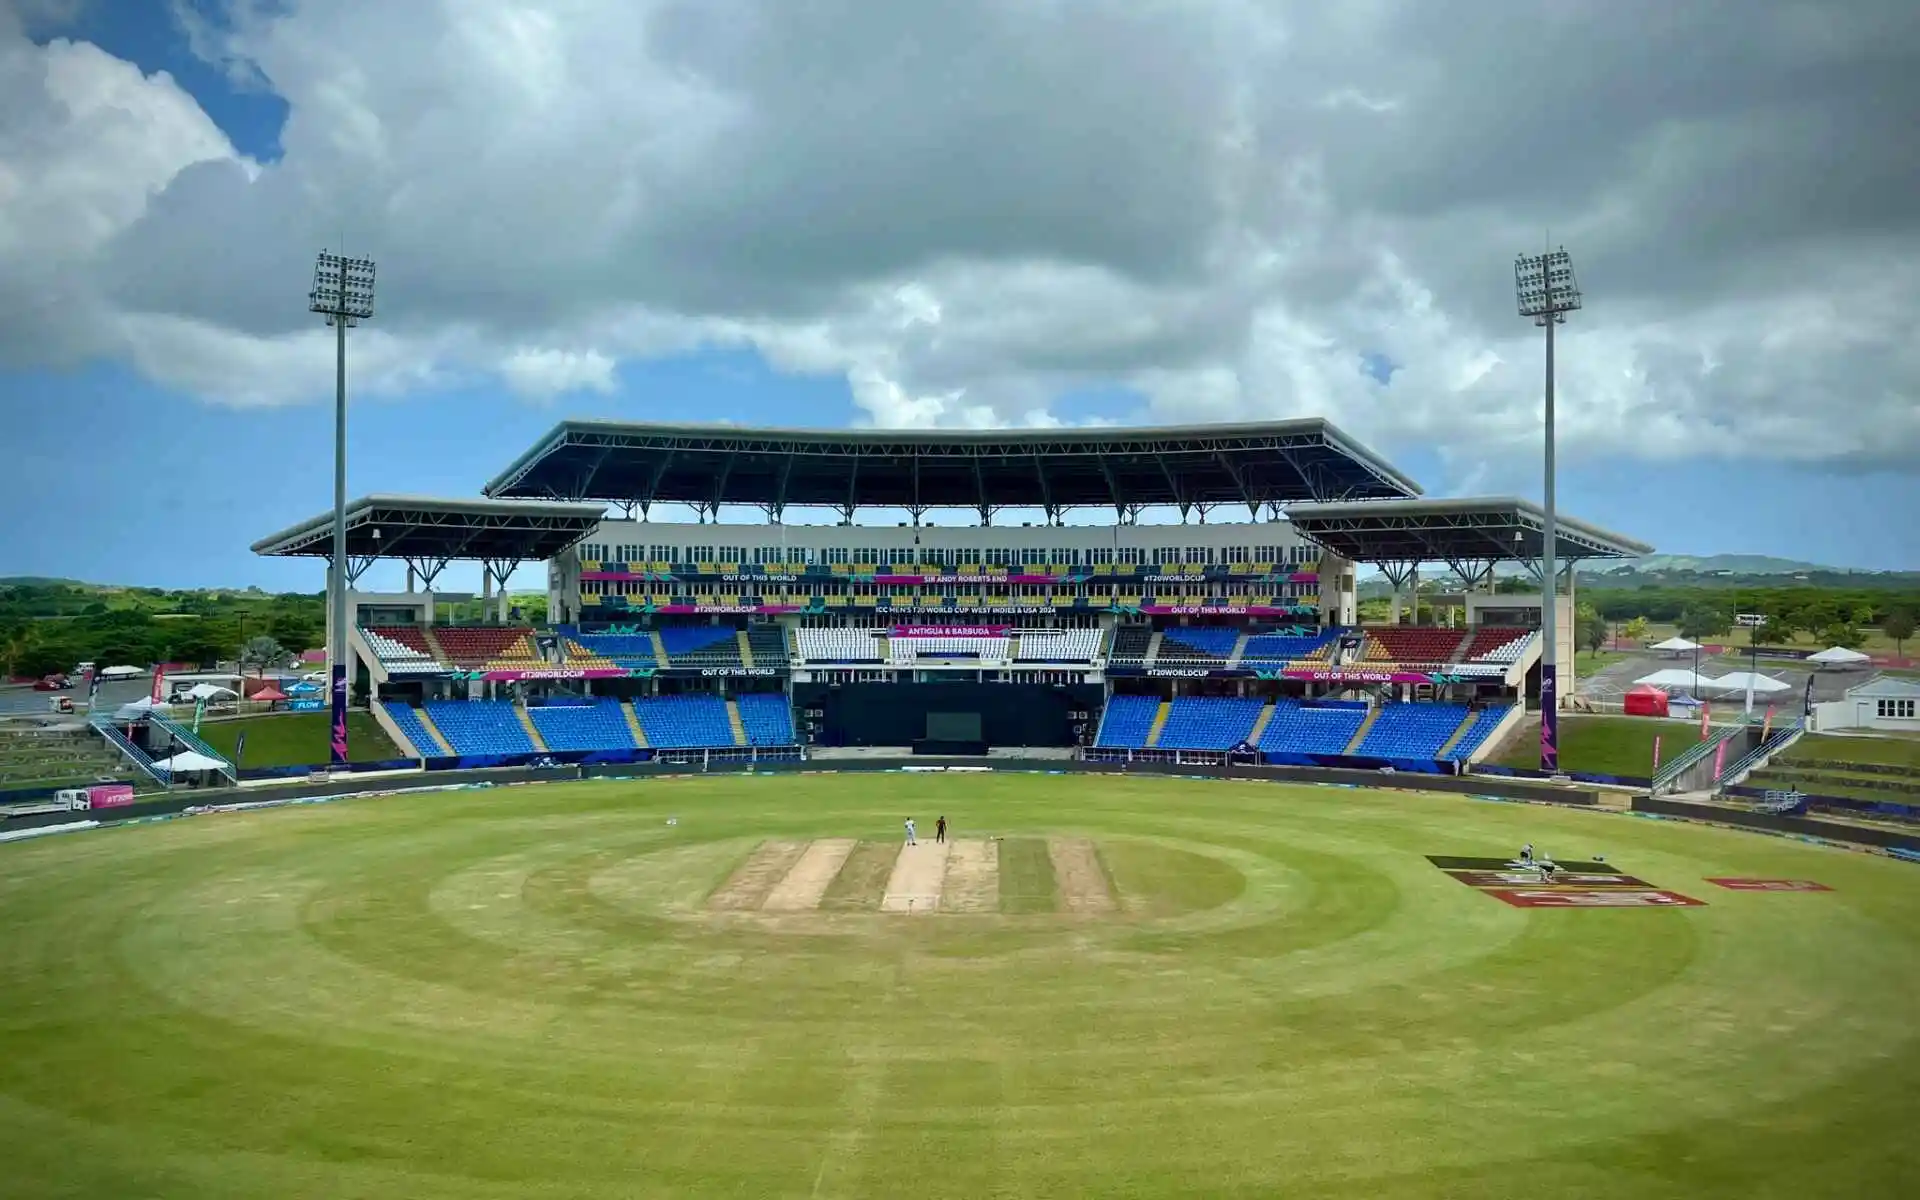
[85,718,171,786]
[1715,717,1806,793]
[1650,722,1748,795]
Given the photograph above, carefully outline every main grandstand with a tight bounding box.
[241,420,1649,773]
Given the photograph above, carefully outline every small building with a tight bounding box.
[1811,675,1920,733]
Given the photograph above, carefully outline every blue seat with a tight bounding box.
[1357,704,1472,759]
[1240,631,1338,662]
[1095,694,1160,748]
[1259,707,1365,755]
[1445,706,1511,761]
[1159,628,1240,661]
[735,694,796,745]
[659,626,739,663]
[635,695,735,748]
[528,700,636,751]
[1155,696,1266,750]
[423,701,535,755]
[387,705,439,756]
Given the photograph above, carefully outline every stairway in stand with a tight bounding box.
[726,701,748,746]
[1343,706,1383,755]
[1247,702,1277,744]
[1436,710,1479,758]
[737,630,756,669]
[515,706,549,751]
[621,702,649,748]
[652,632,670,669]
[421,626,450,664]
[1145,701,1172,748]
[415,708,455,756]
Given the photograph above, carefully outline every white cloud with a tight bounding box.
[1,0,1916,476]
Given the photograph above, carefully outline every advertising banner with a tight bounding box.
[1135,605,1317,617]
[1280,668,1443,685]
[87,784,136,809]
[892,625,1009,638]
[472,668,650,682]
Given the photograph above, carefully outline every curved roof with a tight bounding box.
[482,419,1421,513]
[1284,497,1652,563]
[251,495,606,561]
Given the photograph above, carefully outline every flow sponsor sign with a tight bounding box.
[1705,878,1832,892]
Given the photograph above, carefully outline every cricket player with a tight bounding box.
[1519,843,1535,866]
[935,815,947,844]
[904,818,917,845]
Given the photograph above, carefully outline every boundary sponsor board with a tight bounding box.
[1426,855,1622,874]
[1444,869,1654,889]
[1484,888,1707,909]
[1705,878,1833,892]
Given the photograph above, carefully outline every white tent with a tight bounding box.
[152,750,228,773]
[112,696,171,718]
[1649,636,1702,654]
[1635,668,1706,689]
[98,665,145,680]
[186,683,237,700]
[1696,671,1791,696]
[1807,646,1871,667]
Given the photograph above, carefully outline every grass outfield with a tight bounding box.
[1494,713,1706,776]
[1,774,1916,1198]
[196,710,403,767]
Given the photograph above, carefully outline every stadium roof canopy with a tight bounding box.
[482,419,1422,518]
[251,495,606,581]
[1284,497,1652,579]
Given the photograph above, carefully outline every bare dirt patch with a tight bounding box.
[940,839,1000,913]
[760,838,858,912]
[706,840,808,911]
[880,840,950,913]
[1048,837,1116,915]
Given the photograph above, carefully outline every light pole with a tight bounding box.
[1515,247,1582,773]
[309,250,377,768]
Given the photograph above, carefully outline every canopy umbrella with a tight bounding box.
[1649,636,1702,653]
[1806,646,1870,667]
[250,686,289,702]
[152,750,228,773]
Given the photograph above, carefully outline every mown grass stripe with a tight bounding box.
[819,840,898,911]
[997,837,1057,914]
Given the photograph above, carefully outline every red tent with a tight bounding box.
[1622,685,1670,718]
[250,686,288,702]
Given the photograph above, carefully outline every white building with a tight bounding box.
[1811,675,1920,734]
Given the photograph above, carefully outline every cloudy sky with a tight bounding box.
[3,0,1917,589]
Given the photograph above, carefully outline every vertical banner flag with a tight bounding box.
[192,697,206,734]
[234,730,248,771]
[87,670,100,708]
[1711,737,1729,782]
[1762,705,1775,741]
[151,665,166,704]
[1700,702,1711,740]
[1538,666,1558,773]
[1651,734,1663,774]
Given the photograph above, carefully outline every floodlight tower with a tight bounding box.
[1515,247,1581,773]
[309,251,377,768]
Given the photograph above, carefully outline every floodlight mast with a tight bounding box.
[309,251,376,768]
[1515,247,1581,773]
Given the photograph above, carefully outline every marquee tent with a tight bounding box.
[1649,636,1702,654]
[1694,672,1791,696]
[1807,646,1871,668]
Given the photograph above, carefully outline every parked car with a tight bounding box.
[32,675,71,691]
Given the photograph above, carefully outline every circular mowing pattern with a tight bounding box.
[0,773,1915,1199]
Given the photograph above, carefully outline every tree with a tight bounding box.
[1575,603,1608,654]
[1818,624,1864,650]
[1884,611,1915,657]
[1,621,36,677]
[1621,616,1651,644]
[1678,607,1730,640]
[1851,604,1877,628]
[240,635,287,677]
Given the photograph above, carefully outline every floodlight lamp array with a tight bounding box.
[309,251,378,320]
[1514,248,1581,322]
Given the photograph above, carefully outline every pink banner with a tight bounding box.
[1282,668,1435,684]
[480,668,638,681]
[892,625,1009,638]
[88,784,136,809]
[1651,734,1663,774]
[646,605,804,615]
[1138,606,1317,616]
[1711,738,1729,781]
[876,574,1058,585]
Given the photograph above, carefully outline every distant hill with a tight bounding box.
[1593,554,1834,576]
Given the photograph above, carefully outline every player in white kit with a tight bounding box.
[904,818,917,845]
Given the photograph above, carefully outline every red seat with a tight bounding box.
[1361,627,1464,665]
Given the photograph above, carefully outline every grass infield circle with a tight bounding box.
[0,771,1915,1199]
